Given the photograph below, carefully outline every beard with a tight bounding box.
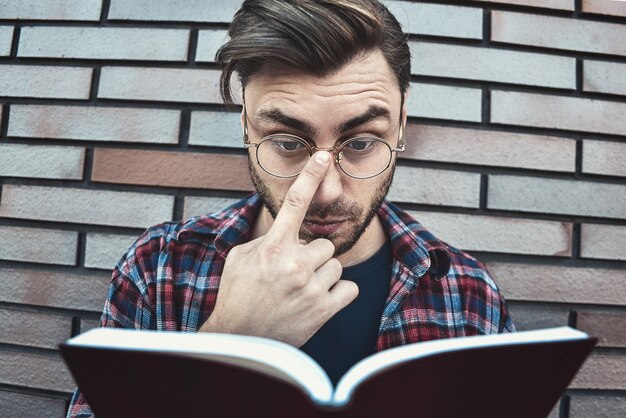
[249,159,395,257]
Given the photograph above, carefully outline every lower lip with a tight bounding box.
[303,220,345,236]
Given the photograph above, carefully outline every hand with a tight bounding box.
[199,151,359,347]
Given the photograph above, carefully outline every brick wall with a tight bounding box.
[0,0,624,416]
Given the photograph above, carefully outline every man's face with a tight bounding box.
[244,50,406,257]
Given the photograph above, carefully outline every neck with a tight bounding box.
[251,207,386,268]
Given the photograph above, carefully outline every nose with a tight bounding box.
[312,155,344,206]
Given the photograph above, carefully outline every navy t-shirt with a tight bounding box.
[300,240,392,385]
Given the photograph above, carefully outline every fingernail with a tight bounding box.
[315,151,330,164]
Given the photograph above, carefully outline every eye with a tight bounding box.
[343,138,378,153]
[269,137,308,153]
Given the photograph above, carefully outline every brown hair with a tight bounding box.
[216,0,410,104]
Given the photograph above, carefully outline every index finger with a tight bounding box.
[266,151,331,242]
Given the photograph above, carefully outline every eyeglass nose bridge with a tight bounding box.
[308,145,344,165]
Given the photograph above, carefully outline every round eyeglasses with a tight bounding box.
[244,121,405,180]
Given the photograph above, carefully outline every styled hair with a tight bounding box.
[216,0,410,104]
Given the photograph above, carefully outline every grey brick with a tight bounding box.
[0,185,174,228]
[581,223,626,261]
[408,82,482,122]
[491,90,626,137]
[488,263,625,305]
[85,232,136,270]
[8,105,180,144]
[488,175,626,219]
[189,110,242,148]
[195,29,229,62]
[0,143,84,179]
[0,64,91,99]
[582,0,626,17]
[0,225,78,266]
[183,196,241,219]
[384,1,482,39]
[0,349,75,392]
[0,26,13,56]
[408,211,572,256]
[0,268,110,312]
[583,140,626,177]
[583,60,626,96]
[98,67,222,103]
[108,0,241,23]
[571,355,626,390]
[411,42,575,89]
[0,308,72,349]
[0,0,102,20]
[505,302,570,331]
[0,390,67,418]
[570,395,626,418]
[492,11,626,56]
[388,166,480,208]
[19,27,189,61]
[404,125,576,172]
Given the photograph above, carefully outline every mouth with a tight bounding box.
[302,218,347,236]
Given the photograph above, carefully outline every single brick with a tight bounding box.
[488,175,626,219]
[0,268,110,312]
[85,232,137,270]
[580,223,626,261]
[583,60,626,96]
[0,0,101,20]
[0,308,72,349]
[8,104,180,144]
[491,90,626,137]
[475,0,574,10]
[577,312,626,348]
[407,211,572,256]
[385,1,482,39]
[408,82,482,122]
[0,390,67,418]
[583,140,626,177]
[388,166,480,208]
[582,0,626,17]
[0,64,91,99]
[505,301,570,331]
[195,29,229,63]
[0,349,75,392]
[411,42,575,89]
[0,143,84,179]
[183,196,241,219]
[570,395,626,418]
[19,27,189,61]
[492,11,626,56]
[92,148,253,191]
[488,263,625,306]
[98,67,222,103]
[404,124,576,172]
[189,110,242,148]
[0,225,78,265]
[0,26,13,56]
[0,185,174,228]
[571,355,626,390]
[108,0,241,23]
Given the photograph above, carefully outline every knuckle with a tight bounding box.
[283,190,308,212]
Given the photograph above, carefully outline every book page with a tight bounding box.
[68,328,334,404]
[332,326,589,406]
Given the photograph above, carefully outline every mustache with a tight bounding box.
[306,199,362,219]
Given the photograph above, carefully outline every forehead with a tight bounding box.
[244,50,402,120]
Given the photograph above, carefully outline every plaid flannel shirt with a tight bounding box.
[67,194,515,417]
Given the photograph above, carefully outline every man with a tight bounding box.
[67,0,514,416]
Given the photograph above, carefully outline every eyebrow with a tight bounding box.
[255,105,392,138]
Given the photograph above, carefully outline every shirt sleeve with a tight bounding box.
[66,244,157,418]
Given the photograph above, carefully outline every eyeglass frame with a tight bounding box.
[242,104,406,180]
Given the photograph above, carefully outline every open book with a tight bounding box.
[61,326,595,418]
